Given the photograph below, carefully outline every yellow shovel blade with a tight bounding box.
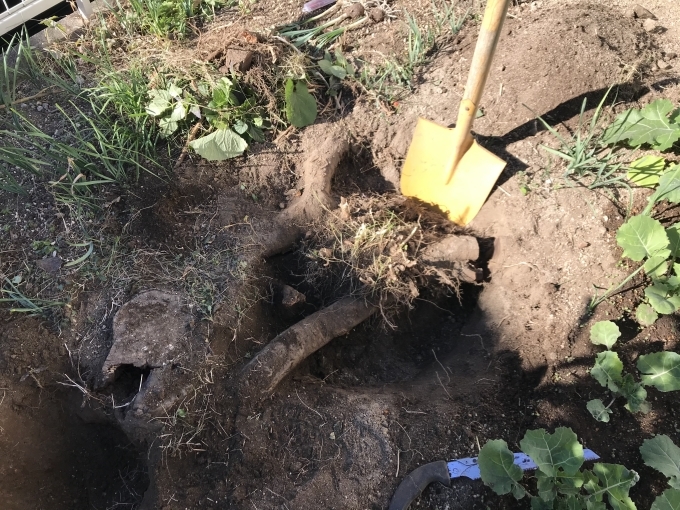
[401,118,506,226]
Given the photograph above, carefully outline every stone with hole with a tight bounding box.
[101,290,191,385]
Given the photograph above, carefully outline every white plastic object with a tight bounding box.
[302,0,336,14]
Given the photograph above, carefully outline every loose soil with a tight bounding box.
[1,0,680,509]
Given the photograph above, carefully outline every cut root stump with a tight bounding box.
[238,297,377,400]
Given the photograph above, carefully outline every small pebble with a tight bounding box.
[643,18,659,32]
[279,202,286,209]
[658,60,672,70]
[346,3,364,19]
[633,4,656,19]
[369,7,385,22]
[37,106,43,112]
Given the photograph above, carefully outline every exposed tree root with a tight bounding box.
[238,297,377,399]
[256,124,350,257]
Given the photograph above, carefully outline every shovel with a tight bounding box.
[400,0,510,226]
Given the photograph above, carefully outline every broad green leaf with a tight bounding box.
[169,101,186,122]
[334,49,347,66]
[189,105,202,119]
[189,128,248,161]
[586,502,607,510]
[590,321,620,349]
[536,469,557,502]
[667,226,680,259]
[619,374,650,414]
[635,303,658,327]
[233,119,248,134]
[318,59,336,76]
[638,352,680,392]
[645,283,680,315]
[329,65,347,79]
[285,79,317,128]
[640,435,680,489]
[653,166,680,205]
[585,463,639,510]
[591,351,623,392]
[616,215,669,262]
[167,83,183,99]
[651,489,680,510]
[146,89,172,116]
[603,99,680,151]
[248,124,266,143]
[557,495,586,510]
[587,399,612,423]
[478,439,526,498]
[158,117,178,137]
[645,255,669,278]
[520,427,584,476]
[531,496,553,510]
[212,78,237,108]
[557,469,585,496]
[627,155,666,187]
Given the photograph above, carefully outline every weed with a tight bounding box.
[357,9,449,103]
[106,0,232,38]
[533,88,629,190]
[90,66,160,157]
[275,9,370,50]
[0,277,65,315]
[0,104,160,212]
[431,0,468,36]
[146,76,272,160]
[405,13,435,69]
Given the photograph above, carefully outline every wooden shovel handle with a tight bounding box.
[445,0,510,184]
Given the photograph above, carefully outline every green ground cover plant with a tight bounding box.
[145,77,268,160]
[586,99,680,320]
[586,320,680,422]
[479,428,680,509]
[479,427,639,509]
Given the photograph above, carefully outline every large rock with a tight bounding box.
[101,290,191,384]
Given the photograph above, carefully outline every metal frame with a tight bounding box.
[0,0,92,37]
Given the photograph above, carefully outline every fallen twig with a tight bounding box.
[174,121,202,170]
[0,86,59,110]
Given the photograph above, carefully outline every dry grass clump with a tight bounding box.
[302,193,464,322]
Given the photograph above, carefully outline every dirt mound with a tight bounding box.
[360,3,658,188]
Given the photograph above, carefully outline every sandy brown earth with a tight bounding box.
[1,0,680,509]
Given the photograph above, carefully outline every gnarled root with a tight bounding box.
[238,297,377,400]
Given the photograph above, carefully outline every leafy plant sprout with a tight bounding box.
[478,427,639,509]
[479,428,680,509]
[585,320,680,422]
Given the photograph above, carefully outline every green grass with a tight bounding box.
[0,277,65,315]
[431,0,468,36]
[534,87,629,190]
[106,0,236,38]
[359,5,466,103]
[0,103,161,211]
